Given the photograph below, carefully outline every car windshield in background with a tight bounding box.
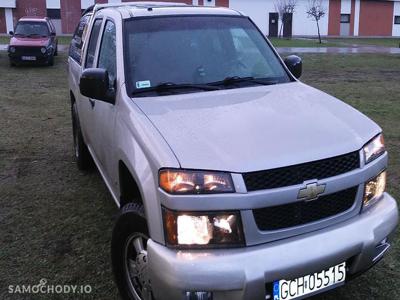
[15,22,50,37]
[124,16,291,96]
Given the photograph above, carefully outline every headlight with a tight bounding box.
[40,47,47,54]
[159,169,234,194]
[163,208,245,248]
[363,171,386,208]
[363,134,385,164]
[9,46,16,53]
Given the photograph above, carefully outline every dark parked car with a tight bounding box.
[8,16,58,66]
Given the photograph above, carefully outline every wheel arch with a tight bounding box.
[119,160,144,208]
[114,146,165,244]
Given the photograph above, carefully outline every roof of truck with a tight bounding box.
[91,2,241,19]
[18,16,49,22]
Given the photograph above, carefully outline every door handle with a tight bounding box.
[88,98,95,109]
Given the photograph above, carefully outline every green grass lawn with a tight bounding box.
[269,37,341,47]
[0,35,12,44]
[0,52,399,299]
[328,38,400,47]
[270,37,400,48]
[0,35,72,45]
[57,36,73,45]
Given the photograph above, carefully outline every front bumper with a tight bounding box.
[148,193,398,300]
[8,51,52,64]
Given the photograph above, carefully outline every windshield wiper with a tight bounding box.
[132,82,221,95]
[208,76,279,87]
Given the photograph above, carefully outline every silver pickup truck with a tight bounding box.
[68,2,398,300]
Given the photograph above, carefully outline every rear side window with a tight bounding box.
[69,14,91,64]
[85,18,103,68]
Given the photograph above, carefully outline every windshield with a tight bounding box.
[15,21,50,37]
[124,16,291,96]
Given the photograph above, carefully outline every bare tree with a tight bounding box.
[306,0,326,43]
[275,0,297,38]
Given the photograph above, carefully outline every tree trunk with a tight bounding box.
[316,19,321,43]
[279,21,283,38]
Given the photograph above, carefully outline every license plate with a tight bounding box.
[21,56,36,61]
[272,262,346,300]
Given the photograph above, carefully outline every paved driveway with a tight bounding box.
[1,44,400,54]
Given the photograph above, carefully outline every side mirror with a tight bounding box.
[284,55,302,79]
[9,31,14,36]
[51,32,56,36]
[80,68,115,104]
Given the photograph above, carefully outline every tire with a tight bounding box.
[9,60,16,67]
[54,44,58,56]
[112,203,153,300]
[71,102,93,170]
[48,54,54,66]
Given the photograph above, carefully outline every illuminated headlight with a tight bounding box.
[363,171,386,208]
[9,46,16,53]
[163,208,244,247]
[159,169,234,194]
[40,47,47,54]
[363,134,385,164]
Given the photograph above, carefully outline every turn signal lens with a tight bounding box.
[163,208,244,248]
[364,171,386,208]
[159,169,234,194]
[363,134,385,164]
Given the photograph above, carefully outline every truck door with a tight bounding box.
[89,19,118,179]
[78,17,103,148]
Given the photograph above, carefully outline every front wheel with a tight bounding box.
[112,203,153,300]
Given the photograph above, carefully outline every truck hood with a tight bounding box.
[9,36,50,47]
[133,82,381,172]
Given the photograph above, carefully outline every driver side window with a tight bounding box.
[97,20,117,82]
[230,28,274,78]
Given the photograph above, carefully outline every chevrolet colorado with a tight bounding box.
[68,3,398,300]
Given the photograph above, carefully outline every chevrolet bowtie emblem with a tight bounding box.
[297,182,326,201]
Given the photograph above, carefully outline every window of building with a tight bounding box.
[340,14,350,23]
[395,16,400,25]
[47,9,61,19]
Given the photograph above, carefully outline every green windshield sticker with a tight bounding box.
[136,80,151,89]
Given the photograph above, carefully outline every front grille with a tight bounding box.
[243,151,360,192]
[253,186,358,231]
[14,46,43,56]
